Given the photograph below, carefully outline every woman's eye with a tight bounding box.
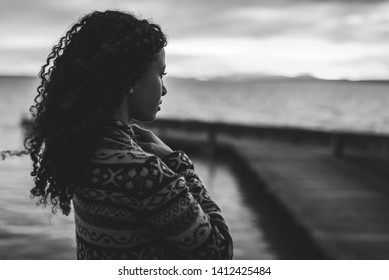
[160,72,167,78]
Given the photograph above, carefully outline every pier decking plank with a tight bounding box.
[223,138,389,259]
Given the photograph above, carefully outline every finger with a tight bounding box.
[131,125,148,132]
[137,141,155,153]
[136,141,146,148]
[137,141,150,148]
[131,126,150,139]
[132,126,152,136]
[131,124,140,130]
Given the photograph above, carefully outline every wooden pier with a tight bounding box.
[144,118,389,259]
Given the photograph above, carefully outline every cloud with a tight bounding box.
[0,0,388,79]
[2,0,388,42]
[0,48,46,75]
[167,1,389,43]
[166,36,389,80]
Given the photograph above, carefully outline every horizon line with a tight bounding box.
[0,73,388,83]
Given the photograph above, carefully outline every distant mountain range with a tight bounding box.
[0,74,388,84]
[166,74,389,85]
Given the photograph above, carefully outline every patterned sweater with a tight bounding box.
[73,120,233,259]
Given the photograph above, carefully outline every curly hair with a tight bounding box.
[23,10,167,215]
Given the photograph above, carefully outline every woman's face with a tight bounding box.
[129,48,167,122]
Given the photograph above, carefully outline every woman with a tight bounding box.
[25,10,233,259]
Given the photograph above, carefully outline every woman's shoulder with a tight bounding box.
[91,143,155,165]
[91,120,155,165]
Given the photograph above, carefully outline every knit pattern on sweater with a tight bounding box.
[73,120,233,259]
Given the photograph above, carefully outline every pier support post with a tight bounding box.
[206,128,217,156]
[332,135,345,157]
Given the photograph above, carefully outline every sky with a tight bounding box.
[0,0,389,80]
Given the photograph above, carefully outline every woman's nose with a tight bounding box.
[162,84,167,96]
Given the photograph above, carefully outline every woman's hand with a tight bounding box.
[132,125,173,159]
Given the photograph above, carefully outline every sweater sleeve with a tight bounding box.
[163,151,224,215]
[134,151,233,259]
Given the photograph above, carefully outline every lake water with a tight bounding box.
[162,77,389,135]
[1,75,387,259]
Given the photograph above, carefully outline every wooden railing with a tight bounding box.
[21,116,389,157]
[140,118,389,157]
